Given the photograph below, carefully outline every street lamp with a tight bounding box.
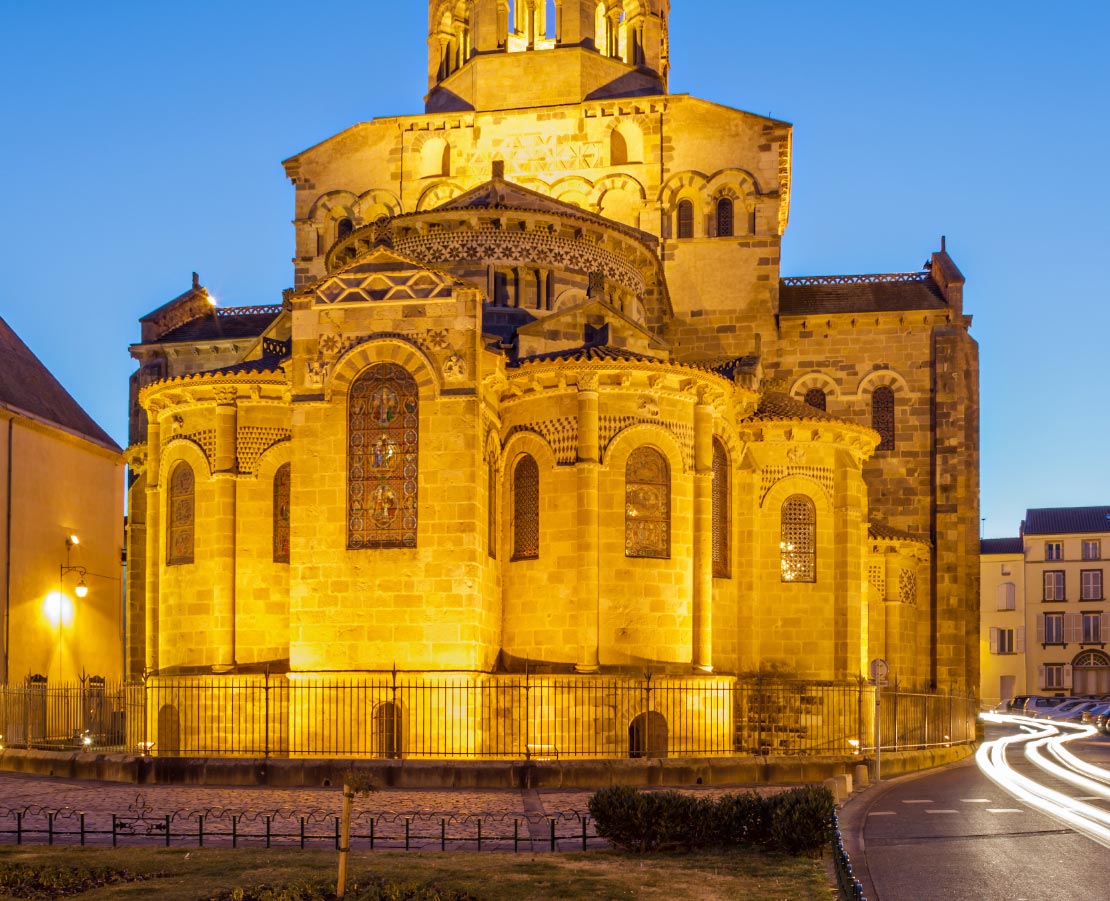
[58,535,89,683]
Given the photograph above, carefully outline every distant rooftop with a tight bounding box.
[779,271,948,316]
[981,537,1023,555]
[0,313,120,451]
[1022,507,1110,536]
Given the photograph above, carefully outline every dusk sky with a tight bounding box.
[2,1,1106,538]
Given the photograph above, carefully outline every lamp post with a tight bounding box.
[57,535,88,685]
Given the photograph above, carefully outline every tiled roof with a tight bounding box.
[981,537,1023,554]
[869,520,928,544]
[0,314,120,451]
[1022,507,1110,535]
[156,307,281,343]
[512,345,662,366]
[779,273,947,316]
[747,391,846,424]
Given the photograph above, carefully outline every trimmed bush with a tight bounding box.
[587,784,835,856]
[0,862,163,898]
[209,877,478,901]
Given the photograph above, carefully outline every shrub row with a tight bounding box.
[587,784,834,855]
[0,862,163,898]
[209,876,479,901]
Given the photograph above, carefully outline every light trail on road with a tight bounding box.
[978,712,1110,848]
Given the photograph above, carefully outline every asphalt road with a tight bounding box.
[845,725,1110,901]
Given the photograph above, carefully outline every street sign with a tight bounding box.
[869,658,888,681]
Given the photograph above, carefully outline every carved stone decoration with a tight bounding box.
[638,394,660,417]
[307,358,330,387]
[426,329,450,351]
[319,333,341,356]
[214,386,238,406]
[442,353,467,382]
[786,445,806,464]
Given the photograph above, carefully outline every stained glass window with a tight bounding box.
[872,386,895,451]
[804,388,826,411]
[712,439,730,578]
[348,363,418,549]
[626,446,670,558]
[716,197,734,237]
[273,463,290,563]
[512,455,539,560]
[167,462,194,565]
[677,200,694,239]
[780,494,816,583]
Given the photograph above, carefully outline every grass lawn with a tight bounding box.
[0,845,833,900]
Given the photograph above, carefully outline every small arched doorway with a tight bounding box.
[1072,650,1110,695]
[375,701,401,759]
[157,704,181,755]
[628,711,668,759]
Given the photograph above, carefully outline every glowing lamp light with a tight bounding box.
[44,592,74,627]
[75,578,89,598]
[68,534,80,546]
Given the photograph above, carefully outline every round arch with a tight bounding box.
[416,181,467,211]
[789,371,840,400]
[329,337,441,403]
[856,369,910,400]
[603,421,686,474]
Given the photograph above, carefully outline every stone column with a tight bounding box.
[884,553,907,679]
[692,390,713,671]
[212,389,238,672]
[576,375,600,672]
[143,412,162,673]
[557,0,596,48]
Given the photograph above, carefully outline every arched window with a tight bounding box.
[511,454,539,560]
[872,386,895,451]
[804,388,827,411]
[716,197,734,237]
[273,463,290,564]
[628,711,668,759]
[610,123,643,165]
[676,200,694,239]
[420,138,451,178]
[336,217,354,241]
[487,457,497,560]
[348,363,419,549]
[626,446,669,558]
[780,494,816,583]
[167,461,194,565]
[712,439,730,578]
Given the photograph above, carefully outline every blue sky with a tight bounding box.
[2,1,1107,537]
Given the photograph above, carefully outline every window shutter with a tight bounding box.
[1103,613,1109,640]
[1016,627,1026,653]
[1036,614,1046,643]
[1038,664,1046,689]
[989,628,999,654]
[1066,613,1082,643]
[1063,665,1073,689]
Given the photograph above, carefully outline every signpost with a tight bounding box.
[869,658,889,782]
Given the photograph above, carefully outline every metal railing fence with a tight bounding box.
[0,675,976,760]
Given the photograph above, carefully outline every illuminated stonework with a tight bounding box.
[124,1,978,757]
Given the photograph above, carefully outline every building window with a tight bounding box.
[676,200,694,239]
[348,363,419,549]
[804,388,826,411]
[1045,541,1062,561]
[273,463,290,564]
[997,582,1016,611]
[712,438,730,578]
[716,197,734,237]
[990,627,1016,655]
[1041,612,1065,644]
[1082,612,1103,644]
[511,454,539,560]
[487,458,497,560]
[167,462,195,565]
[871,386,895,451]
[1043,664,1066,690]
[1044,570,1066,601]
[1083,540,1101,561]
[625,446,670,558]
[1081,569,1103,601]
[336,217,354,241]
[781,494,816,582]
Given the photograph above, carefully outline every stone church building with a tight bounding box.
[124,1,979,757]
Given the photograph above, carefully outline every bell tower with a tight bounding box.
[426,1,670,113]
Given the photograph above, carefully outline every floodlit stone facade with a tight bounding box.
[124,1,979,757]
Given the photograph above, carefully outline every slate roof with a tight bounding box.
[981,537,1024,554]
[1022,507,1110,536]
[0,313,120,451]
[156,308,281,344]
[779,273,947,316]
[512,344,662,366]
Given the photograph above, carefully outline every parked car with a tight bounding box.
[1096,710,1110,736]
[1052,700,1104,722]
[1009,695,1032,714]
[1023,695,1071,717]
[1080,703,1110,727]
